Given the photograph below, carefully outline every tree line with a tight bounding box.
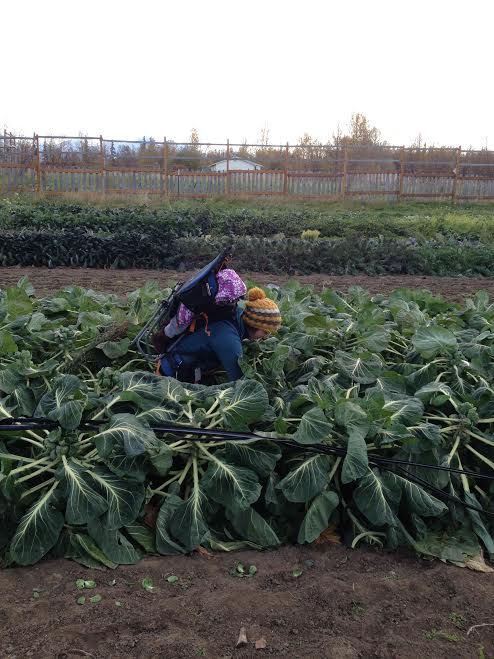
[2,115,493,176]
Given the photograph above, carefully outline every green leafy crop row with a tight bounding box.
[1,198,494,275]
[2,197,494,242]
[1,278,493,568]
[2,230,494,276]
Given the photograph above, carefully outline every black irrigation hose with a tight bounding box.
[2,416,493,518]
[2,417,494,485]
[0,418,59,431]
[147,422,494,483]
[390,464,494,518]
[153,429,494,518]
[281,439,494,518]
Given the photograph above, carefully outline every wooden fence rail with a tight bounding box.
[2,133,494,202]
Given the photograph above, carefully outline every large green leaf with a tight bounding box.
[0,368,36,416]
[0,368,24,394]
[137,405,180,424]
[226,506,281,548]
[412,326,458,357]
[219,380,269,429]
[201,451,261,510]
[293,407,332,445]
[382,471,448,517]
[92,413,158,458]
[77,310,113,329]
[415,381,454,398]
[371,372,408,396]
[464,492,494,561]
[156,494,187,555]
[335,400,369,437]
[353,468,399,527]
[382,397,424,426]
[223,442,281,478]
[87,466,145,529]
[161,377,188,404]
[0,330,17,356]
[5,287,33,318]
[264,472,287,516]
[87,517,141,564]
[103,444,148,482]
[278,454,331,502]
[65,531,117,569]
[10,483,64,565]
[3,385,35,417]
[62,458,108,524]
[40,297,70,314]
[361,327,391,352]
[26,311,49,332]
[414,524,480,563]
[35,375,87,430]
[169,482,209,552]
[98,338,130,359]
[335,351,382,384]
[147,443,173,476]
[118,371,169,410]
[341,430,369,484]
[297,491,339,544]
[125,523,157,554]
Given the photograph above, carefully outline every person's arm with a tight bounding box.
[209,324,244,381]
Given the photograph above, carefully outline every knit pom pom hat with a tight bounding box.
[243,287,282,333]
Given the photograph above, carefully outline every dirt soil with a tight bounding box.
[2,267,494,301]
[1,545,493,659]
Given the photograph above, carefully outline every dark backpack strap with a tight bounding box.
[198,303,237,324]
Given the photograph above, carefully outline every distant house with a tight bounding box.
[209,156,263,172]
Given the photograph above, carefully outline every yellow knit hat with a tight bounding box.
[243,287,282,333]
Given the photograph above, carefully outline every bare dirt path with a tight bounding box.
[1,545,493,659]
[2,267,494,301]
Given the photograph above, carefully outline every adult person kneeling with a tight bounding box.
[158,287,282,383]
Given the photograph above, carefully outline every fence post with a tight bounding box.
[162,137,169,199]
[226,139,230,197]
[452,146,461,203]
[399,146,405,199]
[99,135,105,196]
[341,147,348,199]
[283,142,289,195]
[35,134,41,196]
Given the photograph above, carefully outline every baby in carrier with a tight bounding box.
[153,268,247,353]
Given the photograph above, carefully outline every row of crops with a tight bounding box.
[1,278,494,567]
[2,197,494,274]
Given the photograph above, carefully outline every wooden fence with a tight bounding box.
[2,133,494,202]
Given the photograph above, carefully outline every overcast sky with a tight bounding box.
[2,0,493,148]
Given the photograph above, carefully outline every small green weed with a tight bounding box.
[351,601,365,617]
[384,570,399,580]
[425,629,460,642]
[449,612,467,629]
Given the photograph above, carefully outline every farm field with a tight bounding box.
[2,199,494,658]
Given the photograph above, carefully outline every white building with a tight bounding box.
[209,157,263,172]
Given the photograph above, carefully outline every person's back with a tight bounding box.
[158,288,282,383]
